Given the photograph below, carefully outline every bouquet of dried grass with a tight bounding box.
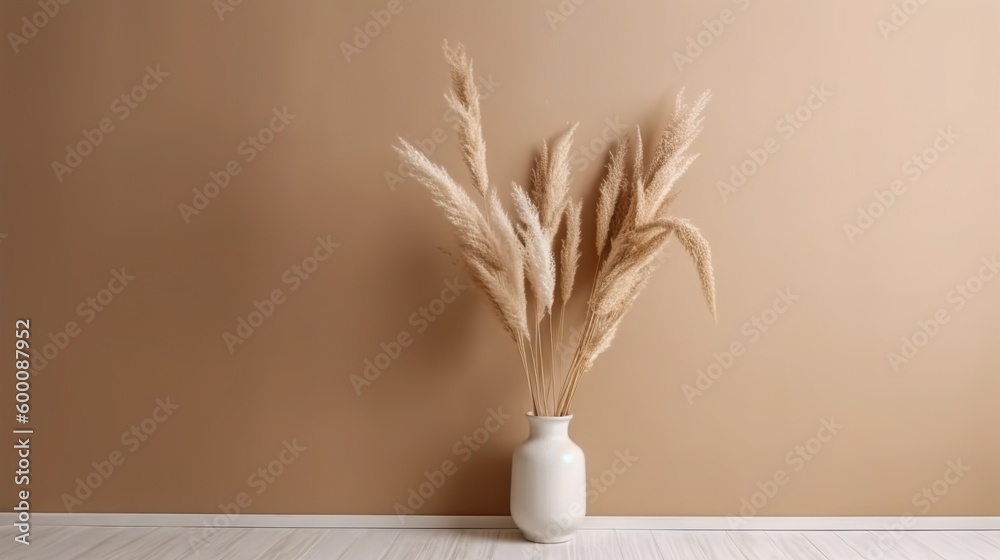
[395,42,716,416]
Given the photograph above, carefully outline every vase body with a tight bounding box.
[510,413,586,543]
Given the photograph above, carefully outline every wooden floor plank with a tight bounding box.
[446,529,498,560]
[137,528,223,560]
[491,528,573,560]
[888,532,949,560]
[332,529,398,560]
[379,528,434,560]
[298,528,365,560]
[800,531,865,560]
[1,526,85,558]
[975,531,1000,549]
[24,526,121,558]
[727,531,791,560]
[942,531,1000,556]
[764,531,828,560]
[255,528,328,560]
[68,528,155,560]
[651,530,710,560]
[938,530,1000,559]
[0,528,20,553]
[909,531,986,560]
[103,528,175,560]
[102,528,209,560]
[0,525,72,553]
[413,529,462,559]
[615,530,664,560]
[180,521,246,556]
[571,529,623,560]
[835,531,910,560]
[690,531,749,559]
[180,527,289,560]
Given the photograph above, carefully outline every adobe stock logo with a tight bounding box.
[61,397,180,512]
[178,106,296,224]
[671,0,752,73]
[842,127,958,244]
[351,277,468,395]
[212,0,245,22]
[878,0,930,41]
[222,236,339,354]
[568,117,627,174]
[339,0,412,63]
[682,287,800,403]
[911,459,970,513]
[7,0,71,54]
[728,417,843,528]
[544,0,589,31]
[51,65,170,183]
[887,255,998,372]
[31,268,136,376]
[189,439,306,553]
[716,85,833,202]
[393,407,511,522]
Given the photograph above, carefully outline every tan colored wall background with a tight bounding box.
[1,0,998,516]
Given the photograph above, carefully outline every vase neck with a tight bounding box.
[525,414,572,439]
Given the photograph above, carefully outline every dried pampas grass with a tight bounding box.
[512,184,556,319]
[394,141,529,343]
[560,200,582,307]
[595,136,628,257]
[442,42,490,198]
[395,42,717,416]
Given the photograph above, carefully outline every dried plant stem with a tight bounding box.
[527,324,543,415]
[557,252,605,415]
[551,314,560,414]
[556,303,567,412]
[515,335,539,415]
[544,320,552,416]
[549,311,558,414]
[538,319,552,416]
[557,309,598,415]
[538,313,555,416]
[556,318,590,412]
[560,315,597,416]
[534,319,545,416]
[555,283,589,411]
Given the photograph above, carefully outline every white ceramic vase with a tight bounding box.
[510,413,586,543]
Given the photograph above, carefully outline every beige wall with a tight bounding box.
[2,0,998,516]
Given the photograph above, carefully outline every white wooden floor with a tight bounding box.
[2,527,999,559]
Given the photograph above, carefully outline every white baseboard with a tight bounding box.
[9,514,1000,531]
